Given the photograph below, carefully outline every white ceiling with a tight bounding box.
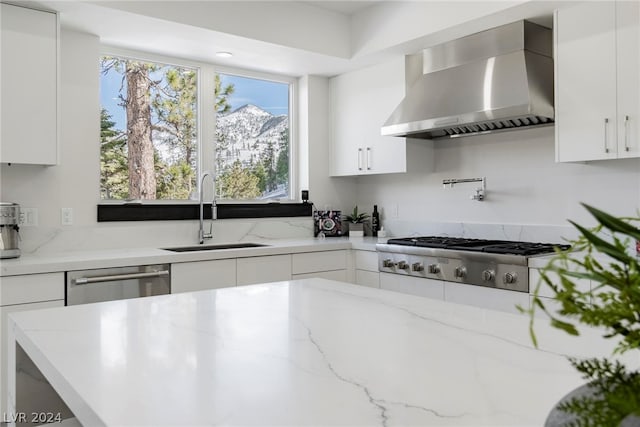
[21,1,563,77]
[303,1,380,15]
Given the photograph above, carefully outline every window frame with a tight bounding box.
[213,65,297,203]
[98,46,298,208]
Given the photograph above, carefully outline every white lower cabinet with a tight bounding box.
[291,250,347,281]
[353,250,380,288]
[355,270,380,288]
[444,282,530,315]
[0,272,65,415]
[293,270,348,281]
[379,273,444,300]
[380,272,531,314]
[171,259,236,293]
[237,255,292,286]
[529,268,590,298]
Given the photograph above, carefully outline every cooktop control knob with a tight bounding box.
[482,269,495,282]
[454,266,467,279]
[504,272,518,284]
[382,259,394,268]
[397,260,409,270]
[427,264,440,274]
[411,262,424,272]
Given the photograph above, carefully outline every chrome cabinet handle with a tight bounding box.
[604,118,610,153]
[73,270,170,285]
[366,147,372,170]
[357,148,363,171]
[625,115,630,152]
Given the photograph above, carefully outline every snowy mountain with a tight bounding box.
[216,104,288,170]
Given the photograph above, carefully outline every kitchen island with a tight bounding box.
[6,278,622,426]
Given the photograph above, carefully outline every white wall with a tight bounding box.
[1,29,100,229]
[299,75,357,211]
[0,29,319,254]
[354,125,640,238]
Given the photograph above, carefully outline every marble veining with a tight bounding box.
[9,278,634,426]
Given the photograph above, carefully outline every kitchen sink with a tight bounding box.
[162,243,269,252]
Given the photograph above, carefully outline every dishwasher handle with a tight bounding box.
[73,270,170,285]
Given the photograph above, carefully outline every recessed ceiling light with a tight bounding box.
[216,51,233,58]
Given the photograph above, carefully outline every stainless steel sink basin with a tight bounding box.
[163,243,269,252]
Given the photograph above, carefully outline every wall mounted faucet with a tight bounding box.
[443,177,486,201]
[199,171,217,244]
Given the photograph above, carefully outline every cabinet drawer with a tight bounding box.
[355,270,380,288]
[379,273,444,300]
[237,255,292,286]
[292,270,348,282]
[0,273,64,306]
[354,250,378,272]
[292,250,347,274]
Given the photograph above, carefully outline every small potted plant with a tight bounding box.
[344,206,370,238]
[524,203,640,426]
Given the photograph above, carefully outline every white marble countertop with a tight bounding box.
[0,237,381,277]
[9,278,627,426]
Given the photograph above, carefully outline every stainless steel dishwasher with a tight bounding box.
[66,264,171,305]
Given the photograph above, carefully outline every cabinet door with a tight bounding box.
[171,259,236,293]
[1,300,64,414]
[354,250,378,272]
[1,4,58,165]
[292,250,347,275]
[330,58,406,176]
[616,0,640,158]
[237,255,292,286]
[555,2,618,162]
[379,273,444,300]
[443,282,530,315]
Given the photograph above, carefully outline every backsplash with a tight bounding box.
[379,219,579,243]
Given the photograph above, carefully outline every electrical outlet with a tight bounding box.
[19,208,38,227]
[61,208,73,226]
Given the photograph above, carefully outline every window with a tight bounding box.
[100,55,198,200]
[99,52,296,209]
[215,73,292,201]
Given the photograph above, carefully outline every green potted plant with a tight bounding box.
[524,203,640,426]
[344,206,370,237]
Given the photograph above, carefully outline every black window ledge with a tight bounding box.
[98,203,312,222]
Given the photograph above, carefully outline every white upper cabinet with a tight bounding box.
[330,58,407,176]
[1,4,58,165]
[555,1,639,162]
[616,0,640,159]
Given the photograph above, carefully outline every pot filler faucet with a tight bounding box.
[199,171,218,244]
[443,177,486,201]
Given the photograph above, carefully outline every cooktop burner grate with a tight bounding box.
[385,236,569,256]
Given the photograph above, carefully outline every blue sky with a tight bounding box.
[100,65,289,130]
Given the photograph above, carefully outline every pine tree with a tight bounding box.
[99,108,128,199]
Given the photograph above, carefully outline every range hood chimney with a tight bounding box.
[381,21,554,140]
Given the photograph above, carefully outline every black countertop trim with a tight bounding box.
[97,203,312,222]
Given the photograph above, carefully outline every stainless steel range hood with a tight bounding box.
[381,21,554,140]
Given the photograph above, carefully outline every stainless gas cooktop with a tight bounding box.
[376,237,569,293]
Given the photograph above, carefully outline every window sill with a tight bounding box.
[97,203,312,222]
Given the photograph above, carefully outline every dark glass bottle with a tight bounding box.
[372,205,380,237]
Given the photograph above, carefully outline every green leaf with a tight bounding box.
[583,203,640,241]
[550,318,580,336]
[569,221,633,264]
